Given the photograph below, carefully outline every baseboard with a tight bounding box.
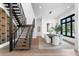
[32,38,37,40]
[74,48,79,52]
[63,39,75,45]
[0,38,18,48]
[36,36,42,38]
[0,42,9,48]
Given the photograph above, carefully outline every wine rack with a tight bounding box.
[7,16,10,41]
[0,8,9,44]
[0,8,17,44]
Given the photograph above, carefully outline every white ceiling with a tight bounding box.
[31,3,74,19]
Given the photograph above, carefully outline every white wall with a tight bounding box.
[0,3,9,16]
[75,3,79,51]
[41,18,57,38]
[58,6,75,43]
[58,4,79,51]
[59,9,75,20]
[21,3,35,24]
[21,3,36,38]
[58,7,75,25]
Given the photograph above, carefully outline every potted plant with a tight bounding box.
[54,24,61,34]
[48,27,54,34]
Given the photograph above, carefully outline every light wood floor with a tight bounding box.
[0,38,79,56]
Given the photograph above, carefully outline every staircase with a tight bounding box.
[15,27,30,49]
[3,3,35,51]
[4,3,26,26]
[14,24,34,50]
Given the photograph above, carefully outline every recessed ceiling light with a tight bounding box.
[39,6,42,9]
[53,10,55,12]
[67,6,70,8]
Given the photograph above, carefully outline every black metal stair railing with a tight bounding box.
[5,3,26,51]
[13,27,20,48]
[4,3,25,26]
[3,3,35,51]
[14,19,35,50]
[13,19,26,48]
[13,26,25,48]
[29,19,35,48]
[19,3,26,25]
[25,19,35,48]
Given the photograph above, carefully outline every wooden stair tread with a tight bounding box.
[15,37,29,49]
[14,47,30,50]
[14,26,32,49]
[16,45,29,47]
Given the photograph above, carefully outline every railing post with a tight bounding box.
[9,3,13,52]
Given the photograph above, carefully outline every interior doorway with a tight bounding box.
[36,17,42,37]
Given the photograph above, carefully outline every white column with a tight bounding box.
[74,3,79,51]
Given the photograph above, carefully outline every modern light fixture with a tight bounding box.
[49,11,52,14]
[49,9,55,14]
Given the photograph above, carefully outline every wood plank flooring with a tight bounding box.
[0,38,79,56]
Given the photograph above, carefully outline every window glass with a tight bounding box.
[67,23,71,36]
[62,24,65,35]
[72,22,75,37]
[62,19,65,23]
[67,18,71,22]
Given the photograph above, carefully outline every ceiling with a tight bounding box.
[31,3,74,19]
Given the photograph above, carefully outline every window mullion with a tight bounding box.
[65,19,67,36]
[71,17,72,37]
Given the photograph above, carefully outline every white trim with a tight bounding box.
[0,42,9,48]
[0,38,18,48]
[13,19,17,26]
[0,3,10,16]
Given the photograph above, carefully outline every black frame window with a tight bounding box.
[61,14,75,38]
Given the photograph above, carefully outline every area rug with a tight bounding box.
[38,37,74,49]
